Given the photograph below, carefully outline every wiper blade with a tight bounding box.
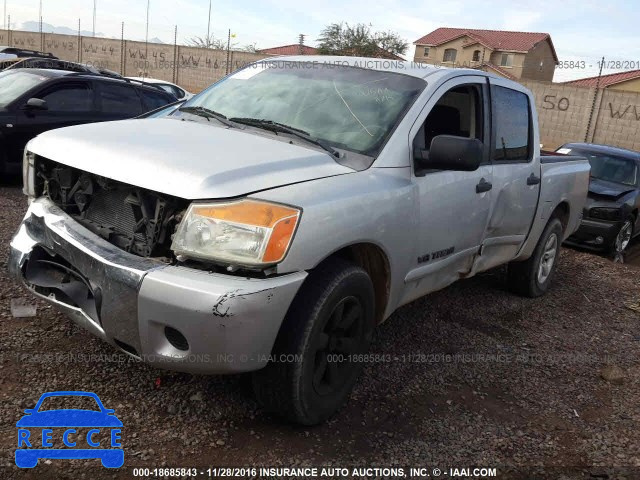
[229,117,340,158]
[178,106,236,128]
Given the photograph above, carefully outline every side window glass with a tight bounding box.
[99,82,142,115]
[39,83,93,111]
[413,84,483,175]
[491,85,531,162]
[140,89,171,110]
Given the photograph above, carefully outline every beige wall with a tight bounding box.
[414,35,490,68]
[520,80,595,149]
[413,37,556,82]
[0,29,268,93]
[608,77,640,93]
[591,89,640,150]
[521,79,640,151]
[521,40,555,82]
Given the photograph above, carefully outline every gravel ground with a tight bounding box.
[1,184,639,480]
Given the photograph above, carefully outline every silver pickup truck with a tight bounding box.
[9,57,590,424]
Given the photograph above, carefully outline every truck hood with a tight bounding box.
[26,118,353,199]
[588,177,635,200]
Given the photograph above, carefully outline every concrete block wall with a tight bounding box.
[1,29,639,151]
[520,79,596,149]
[0,29,267,93]
[591,89,640,151]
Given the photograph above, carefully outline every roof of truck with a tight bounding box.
[260,55,495,80]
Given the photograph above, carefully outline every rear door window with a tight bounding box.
[491,85,531,162]
[139,88,172,111]
[39,82,93,111]
[98,81,143,115]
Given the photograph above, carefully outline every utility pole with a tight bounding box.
[206,0,212,46]
[3,0,6,30]
[584,56,605,143]
[144,0,150,75]
[93,0,97,37]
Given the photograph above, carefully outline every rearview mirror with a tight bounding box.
[415,135,483,172]
[24,98,48,111]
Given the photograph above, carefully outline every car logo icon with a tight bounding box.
[15,391,124,468]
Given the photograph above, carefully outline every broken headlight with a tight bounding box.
[22,150,36,199]
[171,199,301,267]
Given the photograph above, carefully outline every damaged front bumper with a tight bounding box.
[8,198,307,374]
[564,218,621,250]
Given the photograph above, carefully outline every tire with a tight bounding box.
[611,217,634,254]
[252,257,375,425]
[508,217,563,298]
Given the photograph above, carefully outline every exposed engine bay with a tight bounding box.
[35,157,189,258]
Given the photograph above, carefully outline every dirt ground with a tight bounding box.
[1,184,639,480]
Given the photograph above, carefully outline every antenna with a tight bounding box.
[206,0,212,47]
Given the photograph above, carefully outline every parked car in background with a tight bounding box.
[0,69,176,175]
[1,57,121,77]
[0,47,57,59]
[126,77,193,99]
[558,143,640,253]
[11,57,590,424]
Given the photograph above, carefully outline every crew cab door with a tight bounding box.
[402,75,492,305]
[473,78,541,272]
[9,80,95,163]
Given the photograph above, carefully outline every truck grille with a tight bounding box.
[35,157,188,258]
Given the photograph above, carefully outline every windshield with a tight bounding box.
[569,148,638,186]
[0,70,48,107]
[183,61,425,156]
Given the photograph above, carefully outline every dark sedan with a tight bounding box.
[560,143,640,253]
[0,69,176,176]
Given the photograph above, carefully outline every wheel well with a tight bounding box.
[321,243,390,324]
[551,201,570,233]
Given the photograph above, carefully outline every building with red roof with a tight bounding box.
[259,43,402,60]
[563,70,640,92]
[413,27,558,82]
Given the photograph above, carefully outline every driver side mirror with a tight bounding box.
[415,135,483,172]
[23,98,48,111]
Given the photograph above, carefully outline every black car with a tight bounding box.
[0,47,57,59]
[560,142,640,253]
[0,69,176,175]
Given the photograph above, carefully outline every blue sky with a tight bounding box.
[4,0,640,81]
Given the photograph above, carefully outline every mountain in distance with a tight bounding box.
[20,21,103,37]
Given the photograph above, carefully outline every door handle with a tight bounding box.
[476,178,492,193]
[527,173,541,185]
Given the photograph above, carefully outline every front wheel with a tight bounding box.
[508,217,563,297]
[612,217,634,254]
[252,257,375,425]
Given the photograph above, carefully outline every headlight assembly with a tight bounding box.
[171,199,301,267]
[23,150,36,198]
[589,207,622,221]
